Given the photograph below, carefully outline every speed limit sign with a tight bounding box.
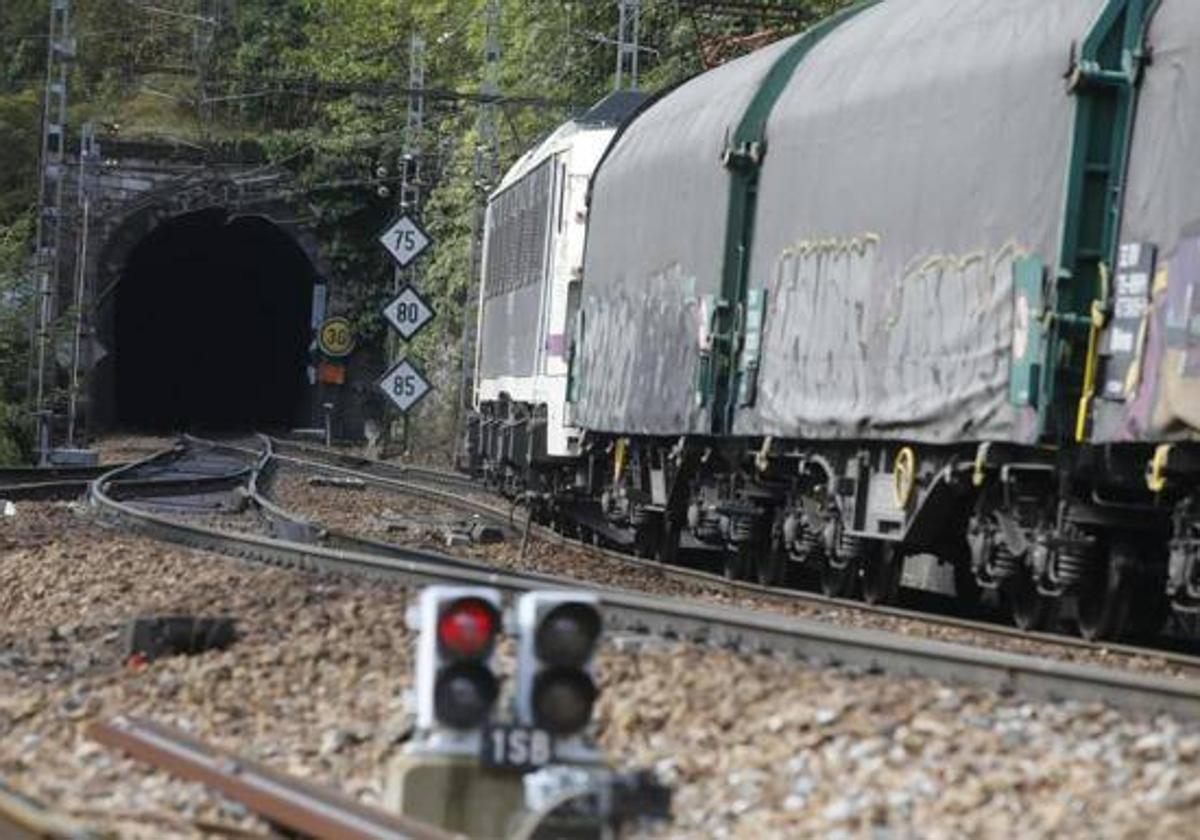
[383,286,435,342]
[379,214,432,269]
[318,317,355,358]
[378,359,432,414]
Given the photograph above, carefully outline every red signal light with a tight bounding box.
[437,597,499,659]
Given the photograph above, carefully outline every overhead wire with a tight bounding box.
[115,0,217,26]
[0,25,181,43]
[19,0,787,207]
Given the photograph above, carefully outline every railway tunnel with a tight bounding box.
[111,208,314,431]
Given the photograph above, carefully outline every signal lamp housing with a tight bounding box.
[516,592,603,738]
[534,601,602,668]
[433,661,500,729]
[531,667,598,735]
[412,586,503,732]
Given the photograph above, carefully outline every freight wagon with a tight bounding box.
[471,0,1200,642]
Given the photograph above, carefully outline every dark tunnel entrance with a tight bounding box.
[114,209,314,431]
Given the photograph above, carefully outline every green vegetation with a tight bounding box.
[0,0,844,462]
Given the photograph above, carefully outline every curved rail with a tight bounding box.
[256,440,1200,674]
[267,435,475,490]
[0,782,104,840]
[0,480,95,501]
[86,436,1200,721]
[0,463,133,502]
[0,464,120,484]
[221,436,593,586]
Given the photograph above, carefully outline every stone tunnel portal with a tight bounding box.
[113,209,314,431]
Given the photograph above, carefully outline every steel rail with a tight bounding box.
[257,442,1200,674]
[183,437,620,589]
[0,464,122,485]
[92,441,1200,720]
[0,480,94,501]
[89,717,459,840]
[247,439,323,543]
[103,472,252,501]
[86,442,257,506]
[0,471,252,504]
[0,781,105,840]
[0,463,134,502]
[245,436,498,566]
[249,446,610,590]
[267,436,474,491]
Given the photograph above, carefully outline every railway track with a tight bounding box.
[1,715,457,839]
[90,717,456,840]
[89,436,1200,720]
[0,465,116,484]
[259,437,1200,675]
[0,781,104,840]
[0,463,128,502]
[267,436,475,491]
[0,442,251,504]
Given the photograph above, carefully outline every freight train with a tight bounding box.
[468,0,1200,642]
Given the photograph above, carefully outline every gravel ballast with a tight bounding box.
[270,469,1200,681]
[2,501,1199,838]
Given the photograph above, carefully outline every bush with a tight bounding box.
[0,401,30,465]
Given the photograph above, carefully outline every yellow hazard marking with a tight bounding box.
[971,442,992,488]
[1148,444,1171,493]
[613,438,629,484]
[1075,265,1110,443]
[893,446,917,509]
[755,436,774,474]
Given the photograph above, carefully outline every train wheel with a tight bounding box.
[946,538,982,615]
[818,556,858,598]
[755,518,790,588]
[631,515,657,559]
[654,516,682,566]
[1077,542,1133,641]
[861,542,902,606]
[555,510,575,537]
[1125,547,1170,640]
[723,543,754,581]
[1129,581,1171,640]
[1006,572,1053,631]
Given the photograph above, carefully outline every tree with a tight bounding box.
[0,0,851,460]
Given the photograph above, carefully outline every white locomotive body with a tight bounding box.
[473,94,644,466]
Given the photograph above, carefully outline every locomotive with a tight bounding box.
[469,0,1200,642]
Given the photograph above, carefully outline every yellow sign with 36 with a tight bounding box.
[318,317,355,358]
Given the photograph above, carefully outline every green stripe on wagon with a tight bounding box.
[711,0,883,434]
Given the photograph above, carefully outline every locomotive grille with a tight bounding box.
[483,158,553,300]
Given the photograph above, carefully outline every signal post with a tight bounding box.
[385,588,616,839]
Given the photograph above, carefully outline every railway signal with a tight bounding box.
[412,587,503,731]
[513,592,603,738]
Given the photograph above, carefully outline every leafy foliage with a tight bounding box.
[0,213,33,462]
[0,0,849,459]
